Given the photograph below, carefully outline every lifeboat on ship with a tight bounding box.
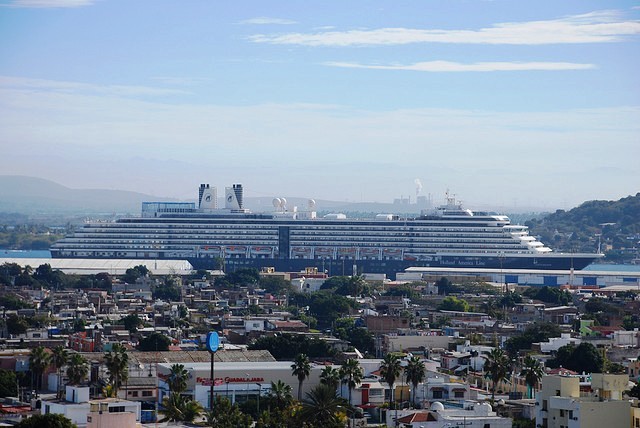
[250,246,273,255]
[383,248,402,259]
[200,245,222,254]
[291,246,312,258]
[337,247,357,257]
[314,247,334,257]
[359,248,381,258]
[225,245,247,254]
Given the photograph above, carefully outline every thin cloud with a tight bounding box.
[0,76,188,97]
[249,10,640,46]
[325,60,596,72]
[1,0,95,7]
[238,17,297,25]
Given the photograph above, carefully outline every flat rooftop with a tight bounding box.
[0,258,193,275]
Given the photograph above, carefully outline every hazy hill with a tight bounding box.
[0,176,178,215]
[525,193,640,259]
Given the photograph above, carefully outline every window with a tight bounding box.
[560,409,565,417]
[433,390,443,399]
[454,391,465,398]
[132,391,139,397]
[87,417,92,423]
[109,406,125,413]
[142,391,153,397]
[484,424,490,428]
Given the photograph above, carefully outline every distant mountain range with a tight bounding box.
[0,176,434,216]
[0,176,178,215]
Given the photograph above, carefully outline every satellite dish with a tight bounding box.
[280,198,287,207]
[272,198,281,208]
[308,199,316,209]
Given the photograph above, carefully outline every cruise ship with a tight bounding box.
[51,184,603,277]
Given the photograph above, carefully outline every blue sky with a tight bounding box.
[0,0,639,211]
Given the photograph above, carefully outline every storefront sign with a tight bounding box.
[196,376,264,385]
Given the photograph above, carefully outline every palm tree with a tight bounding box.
[104,343,129,396]
[51,345,68,398]
[181,399,204,423]
[159,394,204,423]
[291,353,311,401]
[297,384,347,428]
[483,348,512,404]
[340,359,363,405]
[268,380,293,410]
[167,363,189,395]
[320,366,341,391]
[404,355,425,406]
[66,354,89,385]
[379,353,402,407]
[520,355,544,399]
[29,346,51,397]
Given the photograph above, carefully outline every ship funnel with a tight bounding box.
[199,184,217,210]
[225,184,244,210]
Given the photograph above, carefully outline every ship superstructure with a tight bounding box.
[51,184,603,277]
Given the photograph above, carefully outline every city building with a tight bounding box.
[535,374,630,428]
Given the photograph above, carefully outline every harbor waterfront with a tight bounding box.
[49,184,602,279]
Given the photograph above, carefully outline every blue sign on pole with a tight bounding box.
[206,331,220,353]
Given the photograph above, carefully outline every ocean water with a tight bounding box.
[584,263,640,272]
[0,249,51,258]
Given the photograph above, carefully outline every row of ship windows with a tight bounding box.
[85,224,513,233]
[54,243,533,251]
[75,230,517,240]
[66,236,528,246]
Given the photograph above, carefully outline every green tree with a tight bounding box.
[123,265,150,284]
[297,384,347,428]
[248,333,335,360]
[379,354,402,407]
[549,342,604,373]
[51,345,68,398]
[291,353,311,401]
[519,355,544,399]
[152,281,181,301]
[29,345,51,397]
[138,332,171,351]
[404,356,426,406]
[167,363,189,395]
[437,296,471,312]
[504,322,562,357]
[483,348,511,405]
[307,291,354,328]
[159,393,203,423]
[333,318,375,355]
[259,276,294,295]
[6,315,29,336]
[267,380,293,410]
[320,366,341,391]
[206,396,252,428]
[66,354,88,385]
[16,414,77,428]
[340,358,363,406]
[104,343,128,395]
[122,314,143,333]
[0,369,17,398]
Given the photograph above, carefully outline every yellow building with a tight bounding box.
[535,374,630,428]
